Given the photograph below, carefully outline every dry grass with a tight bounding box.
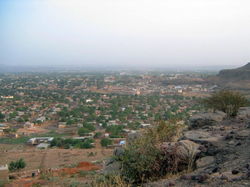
[91,175,131,187]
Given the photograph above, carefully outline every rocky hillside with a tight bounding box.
[207,63,250,91]
[218,63,250,80]
[104,108,250,187]
[147,108,250,187]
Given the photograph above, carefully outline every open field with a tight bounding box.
[0,143,113,171]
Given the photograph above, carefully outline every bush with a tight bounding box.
[83,123,96,132]
[9,158,26,172]
[203,90,248,117]
[100,138,112,147]
[119,121,183,183]
[106,125,124,138]
[94,132,102,139]
[78,127,91,136]
[79,139,94,149]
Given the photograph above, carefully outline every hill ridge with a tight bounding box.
[218,62,250,80]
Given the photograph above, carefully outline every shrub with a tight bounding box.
[119,121,184,183]
[79,140,94,149]
[9,158,26,172]
[106,125,124,138]
[203,90,248,117]
[100,138,112,147]
[78,127,91,136]
[94,132,102,139]
[83,123,96,132]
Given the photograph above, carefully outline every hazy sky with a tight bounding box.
[1,0,250,68]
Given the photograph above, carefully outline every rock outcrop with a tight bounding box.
[189,111,226,129]
[151,112,250,186]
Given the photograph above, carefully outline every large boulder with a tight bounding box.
[102,147,125,175]
[102,158,121,175]
[161,140,201,172]
[189,111,226,129]
[113,147,125,157]
[237,107,250,120]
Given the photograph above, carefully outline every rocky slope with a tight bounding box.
[211,63,250,91]
[104,107,250,187]
[146,108,250,187]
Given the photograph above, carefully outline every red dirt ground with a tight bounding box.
[52,161,101,176]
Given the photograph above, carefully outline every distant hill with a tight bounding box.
[218,63,250,80]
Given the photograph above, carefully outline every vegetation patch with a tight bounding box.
[117,121,185,183]
[50,138,94,149]
[9,158,26,172]
[203,90,249,117]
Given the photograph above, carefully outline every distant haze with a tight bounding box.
[1,0,250,68]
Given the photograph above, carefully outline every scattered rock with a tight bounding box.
[196,156,215,168]
[232,169,240,175]
[245,163,250,170]
[181,174,209,183]
[228,140,235,145]
[236,130,250,139]
[236,142,242,146]
[191,174,209,183]
[211,166,220,173]
[237,107,250,120]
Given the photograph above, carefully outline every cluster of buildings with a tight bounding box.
[0,72,209,141]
